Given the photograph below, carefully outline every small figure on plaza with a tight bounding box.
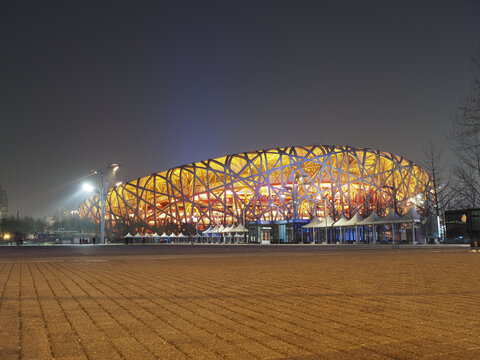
[471,238,478,252]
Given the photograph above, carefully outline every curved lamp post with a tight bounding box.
[82,163,121,244]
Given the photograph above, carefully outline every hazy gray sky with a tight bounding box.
[1,0,479,217]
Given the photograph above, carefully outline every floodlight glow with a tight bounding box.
[82,183,94,192]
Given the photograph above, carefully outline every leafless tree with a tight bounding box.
[449,48,480,207]
[421,144,452,214]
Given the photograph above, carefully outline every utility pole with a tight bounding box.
[82,163,121,245]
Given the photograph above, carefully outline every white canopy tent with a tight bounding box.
[377,209,402,224]
[375,209,406,244]
[342,213,363,227]
[233,224,248,232]
[202,226,213,235]
[302,216,322,228]
[400,207,422,222]
[358,211,382,243]
[333,215,349,227]
[332,215,349,243]
[341,213,363,243]
[359,211,382,225]
[312,216,336,228]
[314,215,336,243]
[210,225,220,234]
[399,207,422,244]
[221,225,232,233]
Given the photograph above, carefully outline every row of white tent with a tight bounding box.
[302,208,421,229]
[202,224,248,235]
[124,232,188,238]
[123,208,420,239]
[124,223,249,239]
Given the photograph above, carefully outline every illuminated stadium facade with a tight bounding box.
[79,144,430,242]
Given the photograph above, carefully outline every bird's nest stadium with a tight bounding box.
[79,144,431,244]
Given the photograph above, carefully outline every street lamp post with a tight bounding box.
[83,163,120,245]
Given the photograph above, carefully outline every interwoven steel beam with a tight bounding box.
[79,145,430,231]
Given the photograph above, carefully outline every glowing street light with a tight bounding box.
[82,163,121,244]
[82,183,95,192]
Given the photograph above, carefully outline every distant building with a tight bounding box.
[0,183,7,218]
[445,208,480,243]
[53,208,80,223]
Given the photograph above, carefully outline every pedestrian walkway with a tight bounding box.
[0,245,478,359]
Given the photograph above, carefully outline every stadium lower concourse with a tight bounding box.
[79,144,431,244]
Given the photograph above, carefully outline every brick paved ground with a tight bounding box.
[0,245,479,359]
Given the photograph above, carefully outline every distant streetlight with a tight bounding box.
[82,163,121,245]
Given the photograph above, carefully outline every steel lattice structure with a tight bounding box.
[79,145,430,231]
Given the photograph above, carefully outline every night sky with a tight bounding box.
[1,0,479,218]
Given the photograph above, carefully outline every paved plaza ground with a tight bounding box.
[0,244,479,359]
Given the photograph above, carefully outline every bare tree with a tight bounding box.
[421,144,451,215]
[449,48,480,207]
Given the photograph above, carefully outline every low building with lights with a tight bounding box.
[79,144,430,243]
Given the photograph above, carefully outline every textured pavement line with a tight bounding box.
[199,255,436,348]
[68,261,237,360]
[48,263,158,360]
[85,260,274,359]
[0,263,20,360]
[21,262,55,359]
[26,263,55,359]
[62,261,191,360]
[83,261,264,360]
[54,261,191,360]
[153,255,464,358]
[0,260,66,263]
[119,261,300,358]
[40,262,124,360]
[171,264,349,354]
[122,263,316,358]
[156,261,350,355]
[1,246,480,359]
[33,263,89,359]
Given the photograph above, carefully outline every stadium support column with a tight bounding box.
[412,219,416,244]
[325,196,328,243]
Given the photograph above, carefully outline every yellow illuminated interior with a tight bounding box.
[79,145,430,231]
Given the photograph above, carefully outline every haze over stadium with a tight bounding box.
[0,1,479,217]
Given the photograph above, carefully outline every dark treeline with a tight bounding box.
[0,215,97,237]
